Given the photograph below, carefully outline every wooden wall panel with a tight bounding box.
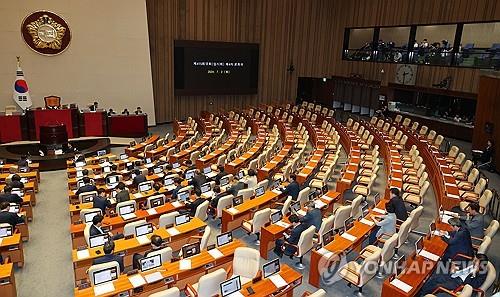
[146,0,500,123]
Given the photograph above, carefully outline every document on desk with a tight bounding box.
[418,250,440,262]
[171,201,183,208]
[136,235,151,245]
[134,193,143,199]
[146,208,157,215]
[390,278,413,293]
[317,248,334,259]
[269,274,288,288]
[166,227,180,236]
[272,189,282,195]
[208,248,224,259]
[341,232,357,242]
[314,200,327,209]
[276,221,291,229]
[128,274,146,288]
[93,282,115,296]
[76,249,90,259]
[179,259,192,270]
[121,213,136,221]
[227,207,239,215]
[373,207,386,214]
[359,218,374,226]
[144,271,163,284]
[321,194,333,201]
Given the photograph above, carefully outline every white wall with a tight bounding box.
[0,0,156,125]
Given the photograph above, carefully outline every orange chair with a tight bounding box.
[44,96,61,109]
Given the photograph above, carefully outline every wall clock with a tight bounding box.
[395,64,417,85]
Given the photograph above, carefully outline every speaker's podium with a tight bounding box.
[39,124,68,155]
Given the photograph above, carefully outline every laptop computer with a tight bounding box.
[220,276,242,297]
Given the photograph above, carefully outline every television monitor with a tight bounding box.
[322,229,335,246]
[172,162,180,169]
[255,186,265,197]
[135,223,153,237]
[164,177,174,186]
[344,217,355,231]
[126,162,134,170]
[119,153,128,160]
[374,193,381,205]
[76,170,84,178]
[220,176,229,187]
[150,196,164,208]
[93,266,118,286]
[263,259,280,278]
[216,232,233,247]
[153,167,163,174]
[145,158,152,164]
[103,166,111,173]
[140,254,162,272]
[129,141,136,147]
[106,175,119,185]
[11,189,23,197]
[220,276,242,297]
[203,167,212,174]
[8,204,20,213]
[415,236,424,254]
[175,214,190,226]
[181,242,201,258]
[200,183,211,194]
[75,161,86,167]
[237,170,244,179]
[394,255,406,276]
[291,201,301,213]
[271,179,281,189]
[89,233,109,248]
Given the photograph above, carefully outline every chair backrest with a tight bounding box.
[394,114,403,123]
[124,219,148,237]
[359,248,381,286]
[147,247,173,264]
[194,201,209,221]
[196,268,227,297]
[370,117,377,125]
[148,287,180,297]
[199,226,211,250]
[477,236,491,254]
[233,247,260,280]
[250,208,271,233]
[380,233,398,265]
[281,196,293,216]
[44,95,61,108]
[397,218,412,248]
[479,262,496,293]
[485,219,499,238]
[466,168,480,183]
[333,205,352,230]
[448,146,459,158]
[159,211,180,228]
[297,187,311,207]
[317,215,334,245]
[419,181,430,197]
[350,195,363,219]
[217,195,234,218]
[256,179,269,191]
[419,125,428,135]
[84,223,92,245]
[434,135,444,147]
[461,160,473,174]
[427,130,436,141]
[80,208,102,222]
[297,225,316,256]
[237,188,254,201]
[88,262,121,285]
[474,178,486,194]
[410,121,419,131]
[455,153,466,165]
[409,206,424,231]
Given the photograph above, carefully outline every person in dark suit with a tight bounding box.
[0,185,23,204]
[209,186,224,216]
[164,164,175,175]
[419,254,489,296]
[189,170,207,193]
[274,215,307,257]
[132,235,165,269]
[105,164,120,179]
[115,182,130,203]
[171,177,183,200]
[213,165,226,183]
[282,174,300,200]
[184,189,205,217]
[0,202,25,227]
[132,169,147,187]
[442,218,474,262]
[75,177,97,196]
[17,155,29,169]
[460,202,485,239]
[90,214,123,240]
[92,241,125,273]
[92,189,111,214]
[300,202,322,231]
[8,174,24,190]
[389,188,408,221]
[184,160,196,171]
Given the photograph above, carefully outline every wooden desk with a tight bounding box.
[74,240,245,297]
[257,119,294,181]
[0,263,16,297]
[225,131,267,175]
[72,218,206,283]
[196,129,239,169]
[239,264,302,297]
[169,121,212,163]
[125,135,159,157]
[147,122,187,159]
[0,233,24,268]
[0,163,40,176]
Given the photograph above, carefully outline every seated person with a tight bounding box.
[171,177,183,200]
[281,174,300,200]
[183,189,205,217]
[115,182,130,203]
[473,140,494,168]
[132,235,164,269]
[92,241,124,273]
[152,182,162,195]
[81,169,90,177]
[108,108,116,115]
[132,169,147,187]
[274,214,307,258]
[213,165,226,183]
[209,186,223,215]
[460,202,485,239]
[241,169,257,190]
[17,155,29,169]
[89,101,98,112]
[92,188,112,214]
[300,202,322,231]
[189,170,207,193]
[105,164,119,179]
[90,214,124,241]
[184,159,196,171]
[0,201,25,227]
[389,187,408,221]
[164,163,174,175]
[226,179,246,197]
[135,107,143,115]
[122,109,130,115]
[419,254,490,296]
[369,201,397,244]
[9,174,25,190]
[0,185,23,204]
[75,177,97,196]
[441,218,474,262]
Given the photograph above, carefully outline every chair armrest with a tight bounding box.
[226,266,233,279]
[432,286,459,296]
[185,283,197,297]
[452,253,473,261]
[301,292,312,297]
[472,288,485,297]
[282,241,299,251]
[3,256,11,264]
[343,266,361,285]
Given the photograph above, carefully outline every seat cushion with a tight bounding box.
[360,245,381,259]
[339,261,361,285]
[242,220,253,233]
[403,193,421,205]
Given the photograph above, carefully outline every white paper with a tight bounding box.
[179,259,192,270]
[359,218,374,226]
[121,213,136,221]
[275,221,290,229]
[134,193,143,199]
[297,210,307,216]
[136,235,151,245]
[227,207,239,214]
[441,214,454,224]
[128,274,146,288]
[321,194,333,201]
[317,248,334,258]
[208,248,224,259]
[146,208,157,215]
[93,282,115,296]
[314,200,327,209]
[373,208,386,214]
[76,249,90,259]
[390,278,413,293]
[166,227,180,236]
[171,201,183,208]
[341,232,357,242]
[144,271,163,284]
[269,274,288,288]
[272,189,282,195]
[419,250,440,262]
[227,292,245,297]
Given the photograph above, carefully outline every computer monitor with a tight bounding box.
[8,204,20,213]
[344,217,355,231]
[118,204,135,216]
[263,259,280,278]
[203,166,212,174]
[129,141,136,147]
[237,170,244,179]
[93,266,118,286]
[172,162,180,169]
[271,178,281,189]
[164,177,174,186]
[76,170,84,178]
[271,211,283,224]
[0,225,13,238]
[308,190,317,201]
[77,180,86,188]
[84,210,101,223]
[394,255,406,276]
[145,158,152,164]
[150,196,164,208]
[120,153,128,160]
[255,186,265,197]
[220,276,242,297]
[291,201,301,213]
[181,242,201,258]
[103,166,111,173]
[153,167,163,174]
[178,191,190,202]
[374,193,381,205]
[135,223,153,237]
[89,233,109,248]
[139,182,152,192]
[111,190,118,198]
[216,232,233,247]
[232,196,243,206]
[415,236,424,254]
[220,176,229,187]
[97,150,106,157]
[322,229,335,246]
[126,162,134,171]
[99,158,108,164]
[361,203,369,216]
[106,175,119,185]
[139,254,162,272]
[185,169,196,180]
[175,214,190,226]
[75,161,86,167]
[200,183,211,194]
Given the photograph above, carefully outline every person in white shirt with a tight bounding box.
[241,169,258,190]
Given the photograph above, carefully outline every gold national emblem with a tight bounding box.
[26,14,66,50]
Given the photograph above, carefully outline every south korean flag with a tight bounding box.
[13,57,33,110]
